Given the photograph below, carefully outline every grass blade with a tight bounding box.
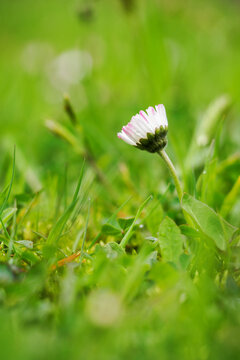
[46,161,85,247]
[120,195,152,248]
[0,147,15,218]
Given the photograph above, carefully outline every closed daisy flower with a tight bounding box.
[117,103,185,206]
[117,104,168,153]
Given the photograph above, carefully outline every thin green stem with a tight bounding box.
[120,195,152,248]
[158,150,183,202]
[158,150,195,227]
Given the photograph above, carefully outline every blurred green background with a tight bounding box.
[0,1,240,359]
[1,0,240,172]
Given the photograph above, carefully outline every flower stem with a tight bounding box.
[158,150,183,202]
[158,150,195,226]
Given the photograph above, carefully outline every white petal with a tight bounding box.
[156,104,168,127]
[133,114,152,133]
[146,107,159,130]
[130,117,148,138]
[117,131,136,145]
[117,103,168,147]
[139,110,151,127]
[123,126,141,143]
[129,120,145,137]
[141,109,155,132]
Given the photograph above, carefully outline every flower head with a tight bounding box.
[117,104,168,153]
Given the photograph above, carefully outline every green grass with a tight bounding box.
[0,0,240,359]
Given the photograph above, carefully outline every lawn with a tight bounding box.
[0,0,240,359]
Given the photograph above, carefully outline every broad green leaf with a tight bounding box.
[101,213,122,236]
[182,193,237,251]
[146,200,163,236]
[101,223,122,236]
[117,217,135,231]
[0,208,17,230]
[102,214,135,237]
[179,224,200,239]
[158,217,184,263]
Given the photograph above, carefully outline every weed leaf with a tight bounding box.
[158,217,184,263]
[182,193,237,250]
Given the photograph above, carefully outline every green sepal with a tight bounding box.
[136,126,168,153]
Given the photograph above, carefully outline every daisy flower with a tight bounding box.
[117,103,184,206]
[117,104,168,153]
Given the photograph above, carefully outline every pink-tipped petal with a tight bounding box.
[123,126,139,143]
[156,104,168,126]
[150,106,155,115]
[117,103,168,149]
[139,110,149,123]
[117,131,136,145]
[130,118,147,138]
